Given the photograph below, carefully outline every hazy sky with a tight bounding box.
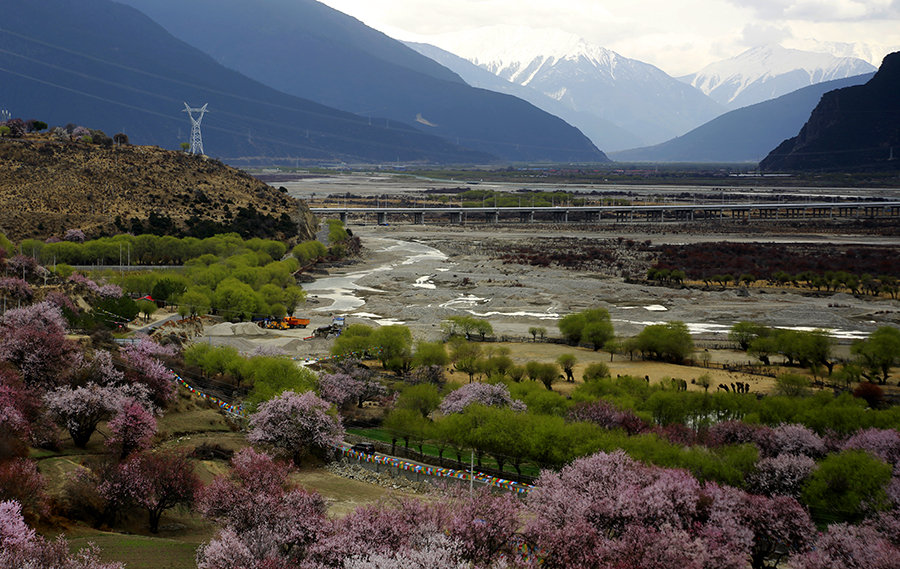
[317,0,899,75]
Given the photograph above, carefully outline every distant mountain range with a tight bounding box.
[761,52,900,172]
[682,45,876,110]
[611,73,875,163]
[116,0,607,163]
[422,26,725,150]
[405,41,643,152]
[3,0,891,168]
[0,0,494,165]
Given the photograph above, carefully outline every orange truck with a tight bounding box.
[282,317,310,329]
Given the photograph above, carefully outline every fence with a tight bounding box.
[339,446,534,496]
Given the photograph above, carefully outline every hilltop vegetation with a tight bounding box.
[0,130,316,243]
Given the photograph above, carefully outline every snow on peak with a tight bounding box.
[425,25,621,84]
[687,44,876,106]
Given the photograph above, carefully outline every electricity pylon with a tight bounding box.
[182,102,208,155]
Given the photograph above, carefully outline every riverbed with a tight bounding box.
[296,224,898,347]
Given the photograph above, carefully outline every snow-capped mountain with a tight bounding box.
[426,26,724,149]
[782,39,897,68]
[406,41,643,152]
[683,45,876,110]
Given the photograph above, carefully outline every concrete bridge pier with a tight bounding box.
[413,212,425,224]
[486,211,499,224]
[376,211,386,225]
[339,211,348,224]
[520,211,534,223]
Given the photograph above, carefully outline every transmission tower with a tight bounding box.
[0,109,10,122]
[182,102,209,155]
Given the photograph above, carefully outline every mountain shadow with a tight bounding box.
[761,52,900,172]
[0,0,492,165]
[117,0,607,163]
[611,73,874,163]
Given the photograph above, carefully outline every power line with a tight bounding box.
[0,27,605,156]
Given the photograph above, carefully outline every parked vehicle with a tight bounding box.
[257,317,310,330]
[350,442,375,454]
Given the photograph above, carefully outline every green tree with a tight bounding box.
[801,450,893,523]
[213,278,258,321]
[449,337,483,383]
[177,286,212,317]
[443,315,491,340]
[729,321,770,351]
[292,240,327,264]
[371,325,413,374]
[150,276,188,304]
[749,334,779,365]
[633,321,694,363]
[93,295,139,325]
[557,354,577,382]
[696,373,712,393]
[331,324,374,357]
[472,319,493,341]
[326,219,350,244]
[245,358,317,408]
[412,341,449,368]
[558,308,614,349]
[528,326,546,342]
[135,299,157,322]
[851,326,900,384]
[774,373,811,397]
[526,361,561,391]
[383,408,429,453]
[396,384,441,418]
[479,407,534,476]
[282,285,306,315]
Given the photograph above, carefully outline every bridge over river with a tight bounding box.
[312,201,900,226]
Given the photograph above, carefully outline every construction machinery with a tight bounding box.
[257,317,310,330]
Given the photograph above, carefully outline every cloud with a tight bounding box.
[740,22,793,46]
[318,0,900,75]
[728,0,900,21]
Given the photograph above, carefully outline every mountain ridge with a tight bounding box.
[422,25,725,149]
[683,45,876,110]
[0,0,492,165]
[611,72,875,163]
[761,52,900,172]
[116,0,607,163]
[405,41,642,152]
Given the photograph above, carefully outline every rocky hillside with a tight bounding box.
[761,52,900,172]
[0,136,317,243]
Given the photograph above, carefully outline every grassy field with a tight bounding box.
[67,533,201,569]
[29,341,847,569]
[441,340,781,394]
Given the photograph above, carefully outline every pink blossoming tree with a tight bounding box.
[196,448,328,569]
[248,391,344,465]
[0,499,122,568]
[44,383,122,448]
[98,450,199,533]
[105,401,156,460]
[0,302,78,389]
[438,382,526,415]
[747,453,816,497]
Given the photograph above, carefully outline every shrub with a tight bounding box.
[581,362,610,382]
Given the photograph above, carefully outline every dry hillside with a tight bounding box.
[0,136,317,242]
